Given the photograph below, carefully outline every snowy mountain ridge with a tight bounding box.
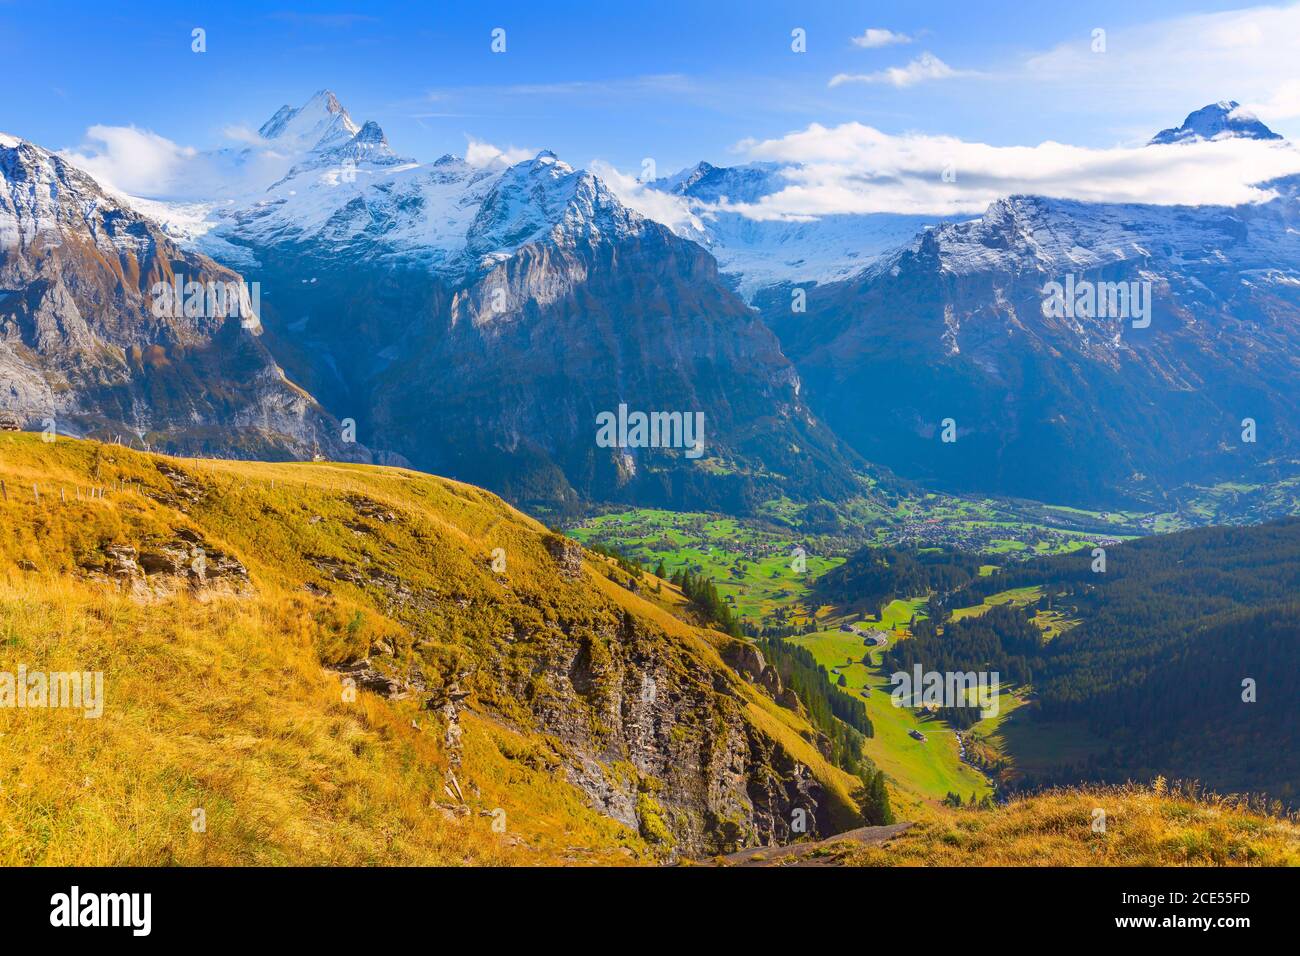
[125,91,653,279]
[84,91,1300,303]
[646,159,940,299]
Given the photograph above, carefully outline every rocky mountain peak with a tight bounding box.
[653,160,718,196]
[257,89,361,152]
[655,160,783,204]
[352,120,386,145]
[309,119,408,169]
[1,135,155,257]
[463,151,645,258]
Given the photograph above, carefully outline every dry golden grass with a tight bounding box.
[0,574,645,865]
[838,781,1300,866]
[0,434,664,864]
[0,433,854,865]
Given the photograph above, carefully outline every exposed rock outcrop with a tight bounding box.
[80,529,250,599]
[506,614,842,856]
[544,533,584,580]
[722,639,801,713]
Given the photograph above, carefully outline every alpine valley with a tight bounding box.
[3,86,1300,869]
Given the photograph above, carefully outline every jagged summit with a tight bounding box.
[253,92,411,191]
[352,120,386,145]
[464,150,644,258]
[258,89,361,152]
[654,160,783,204]
[200,106,650,275]
[649,161,718,197]
[1,133,158,256]
[0,129,361,461]
[311,118,408,168]
[1149,100,1283,145]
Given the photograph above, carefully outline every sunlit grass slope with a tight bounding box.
[0,433,859,864]
[837,782,1300,866]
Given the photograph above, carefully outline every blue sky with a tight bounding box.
[5,0,1298,181]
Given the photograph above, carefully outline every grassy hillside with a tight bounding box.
[4,433,1294,868]
[834,782,1300,867]
[0,433,862,865]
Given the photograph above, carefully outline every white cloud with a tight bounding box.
[60,124,306,201]
[851,28,912,49]
[222,124,271,147]
[59,126,197,196]
[588,160,704,235]
[1240,80,1300,123]
[726,121,1300,219]
[830,52,962,89]
[465,137,537,167]
[1023,3,1300,129]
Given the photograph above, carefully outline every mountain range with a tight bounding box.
[4,93,1300,514]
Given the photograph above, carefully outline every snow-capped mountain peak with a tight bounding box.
[1,134,157,256]
[258,89,360,152]
[291,118,410,175]
[1149,100,1282,145]
[652,160,784,204]
[654,160,718,195]
[465,150,645,258]
[188,102,650,278]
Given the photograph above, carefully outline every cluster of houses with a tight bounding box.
[839,622,889,646]
[881,518,1077,553]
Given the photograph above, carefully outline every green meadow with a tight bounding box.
[949,585,1079,640]
[792,606,995,803]
[949,586,1043,622]
[568,508,842,622]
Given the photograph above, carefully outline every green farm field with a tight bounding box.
[792,603,997,803]
[568,508,842,623]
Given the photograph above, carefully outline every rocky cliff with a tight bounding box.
[0,134,365,462]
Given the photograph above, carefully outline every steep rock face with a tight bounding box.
[510,615,834,854]
[0,136,365,461]
[361,224,855,513]
[768,186,1300,507]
